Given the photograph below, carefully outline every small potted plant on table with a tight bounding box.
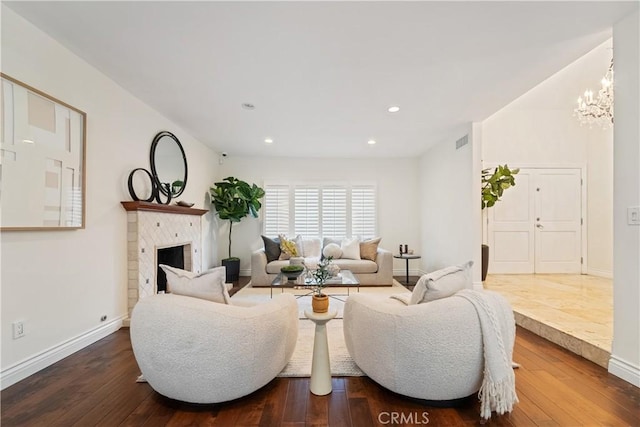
[308,257,333,313]
[280,264,305,281]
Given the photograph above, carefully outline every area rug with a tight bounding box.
[278,318,365,377]
[231,279,409,319]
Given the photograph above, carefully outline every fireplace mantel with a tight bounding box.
[121,201,208,216]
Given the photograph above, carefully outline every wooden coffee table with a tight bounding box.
[270,269,360,299]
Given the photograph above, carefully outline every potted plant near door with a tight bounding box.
[481,164,519,281]
[210,177,265,282]
[308,257,334,313]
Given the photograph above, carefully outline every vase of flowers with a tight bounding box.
[309,256,333,313]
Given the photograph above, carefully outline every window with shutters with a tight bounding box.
[321,187,347,238]
[351,185,377,239]
[263,183,376,238]
[294,186,320,237]
[263,185,289,236]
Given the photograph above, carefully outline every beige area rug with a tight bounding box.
[231,281,410,377]
[231,280,409,319]
[279,318,365,377]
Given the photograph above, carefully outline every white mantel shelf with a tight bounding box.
[121,201,208,216]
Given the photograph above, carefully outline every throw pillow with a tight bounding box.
[261,235,281,263]
[340,237,361,260]
[302,237,322,258]
[360,237,381,261]
[279,234,300,259]
[409,261,473,305]
[322,243,343,259]
[160,265,230,304]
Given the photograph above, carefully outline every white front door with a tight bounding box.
[534,169,583,273]
[487,169,535,273]
[487,167,583,274]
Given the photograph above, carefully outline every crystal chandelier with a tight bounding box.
[574,59,614,128]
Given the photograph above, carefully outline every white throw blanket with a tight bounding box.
[455,289,519,420]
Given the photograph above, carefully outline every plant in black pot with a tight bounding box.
[210,176,265,282]
[280,264,305,281]
[481,164,519,281]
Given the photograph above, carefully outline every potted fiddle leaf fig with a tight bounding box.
[210,176,265,282]
[481,164,519,281]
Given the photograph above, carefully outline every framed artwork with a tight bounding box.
[1,73,86,230]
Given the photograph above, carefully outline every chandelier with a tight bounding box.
[574,59,614,128]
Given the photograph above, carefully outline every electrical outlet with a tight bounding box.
[12,321,25,339]
[100,315,107,322]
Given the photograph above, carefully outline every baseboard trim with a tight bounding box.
[240,268,252,277]
[393,269,421,276]
[608,355,640,387]
[0,316,125,390]
[587,268,613,279]
[473,281,484,290]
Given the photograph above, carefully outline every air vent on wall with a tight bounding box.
[456,135,469,149]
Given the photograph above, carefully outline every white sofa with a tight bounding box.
[130,293,298,403]
[343,291,515,403]
[251,247,394,286]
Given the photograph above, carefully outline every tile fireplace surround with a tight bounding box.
[121,201,208,322]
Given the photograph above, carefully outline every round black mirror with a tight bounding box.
[150,131,188,198]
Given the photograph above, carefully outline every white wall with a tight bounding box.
[610,10,640,387]
[418,127,481,286]
[217,156,420,276]
[0,7,219,387]
[482,41,614,276]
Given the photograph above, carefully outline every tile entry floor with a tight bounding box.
[484,274,613,368]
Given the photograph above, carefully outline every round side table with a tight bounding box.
[393,254,421,285]
[304,309,338,396]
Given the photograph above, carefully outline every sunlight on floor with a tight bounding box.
[484,274,612,367]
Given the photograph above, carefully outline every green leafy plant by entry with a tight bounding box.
[210,176,265,258]
[481,164,520,209]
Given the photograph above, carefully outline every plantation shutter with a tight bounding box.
[351,185,377,239]
[263,185,290,236]
[294,186,320,237]
[321,187,347,238]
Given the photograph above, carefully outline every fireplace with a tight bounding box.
[122,201,208,323]
[156,243,192,293]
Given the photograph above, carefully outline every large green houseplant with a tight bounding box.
[210,176,265,281]
[481,164,519,280]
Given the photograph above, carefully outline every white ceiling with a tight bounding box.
[5,1,637,158]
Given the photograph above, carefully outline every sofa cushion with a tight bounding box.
[266,260,292,274]
[261,235,281,263]
[301,237,322,258]
[341,237,361,260]
[161,265,230,304]
[333,258,378,274]
[322,243,343,259]
[360,237,381,261]
[409,261,473,304]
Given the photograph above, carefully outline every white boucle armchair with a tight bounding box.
[130,293,298,404]
[343,292,515,403]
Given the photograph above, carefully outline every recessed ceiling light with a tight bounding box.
[241,103,255,110]
[265,138,273,144]
[368,139,377,145]
[387,106,400,113]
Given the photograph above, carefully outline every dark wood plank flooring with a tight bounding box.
[2,323,638,426]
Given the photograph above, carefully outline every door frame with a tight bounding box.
[482,162,587,274]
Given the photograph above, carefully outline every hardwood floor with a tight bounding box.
[2,326,638,426]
